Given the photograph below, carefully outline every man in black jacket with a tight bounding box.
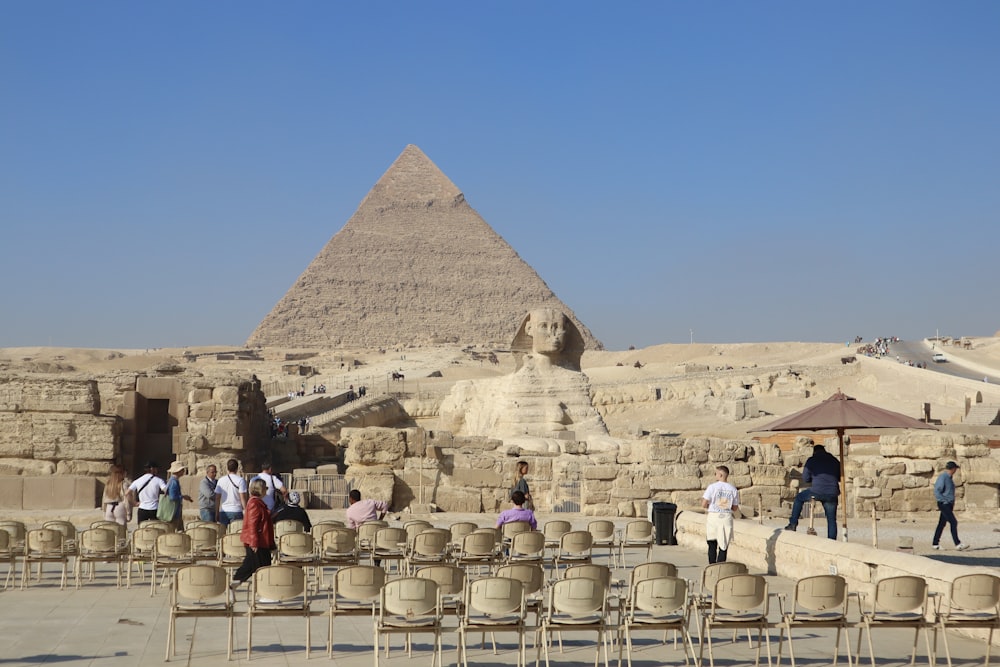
[785,445,841,540]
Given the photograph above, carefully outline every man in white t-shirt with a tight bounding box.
[701,465,740,564]
[127,461,168,525]
[250,460,287,513]
[214,458,249,526]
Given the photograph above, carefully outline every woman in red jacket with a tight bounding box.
[230,478,275,592]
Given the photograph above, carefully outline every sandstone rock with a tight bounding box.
[0,377,100,414]
[0,458,56,475]
[649,476,701,491]
[433,486,482,513]
[56,460,114,476]
[960,457,1000,484]
[346,466,394,505]
[343,427,407,468]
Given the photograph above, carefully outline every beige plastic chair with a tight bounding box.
[152,532,194,597]
[502,520,533,543]
[42,520,78,557]
[700,574,771,667]
[935,573,1000,667]
[75,527,124,588]
[311,520,344,547]
[497,563,546,631]
[449,522,479,553]
[277,532,319,591]
[508,531,547,565]
[456,530,500,575]
[621,576,696,667]
[415,563,466,619]
[404,520,434,545]
[127,526,161,587]
[0,529,17,590]
[406,528,452,573]
[619,520,654,565]
[327,564,386,657]
[357,520,389,561]
[694,560,749,638]
[541,577,612,667]
[543,520,572,550]
[166,564,233,661]
[186,525,220,562]
[226,518,244,535]
[218,532,245,573]
[554,531,594,572]
[274,518,306,540]
[857,575,934,667]
[0,520,27,551]
[588,520,618,568]
[372,527,408,573]
[141,520,175,534]
[247,564,312,659]
[22,528,68,590]
[776,574,852,667]
[91,520,127,550]
[375,577,443,667]
[316,527,359,589]
[459,576,527,667]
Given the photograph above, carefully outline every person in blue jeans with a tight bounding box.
[932,461,968,551]
[785,445,841,540]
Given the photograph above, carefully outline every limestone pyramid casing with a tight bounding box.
[246,145,601,350]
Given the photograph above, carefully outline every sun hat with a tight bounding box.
[167,460,187,475]
[945,461,960,470]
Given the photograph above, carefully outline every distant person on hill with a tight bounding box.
[785,445,841,540]
[702,465,739,564]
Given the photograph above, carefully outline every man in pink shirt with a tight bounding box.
[496,491,537,530]
[345,489,388,529]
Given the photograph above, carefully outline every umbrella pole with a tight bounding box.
[838,428,848,542]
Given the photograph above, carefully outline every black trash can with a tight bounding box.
[651,501,677,545]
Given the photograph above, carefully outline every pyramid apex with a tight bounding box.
[365,145,461,205]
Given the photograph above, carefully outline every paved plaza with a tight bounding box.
[0,510,993,667]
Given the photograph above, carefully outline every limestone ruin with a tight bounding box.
[246,145,601,350]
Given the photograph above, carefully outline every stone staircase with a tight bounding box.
[964,404,1000,426]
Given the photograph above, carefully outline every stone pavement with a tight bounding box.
[0,510,992,666]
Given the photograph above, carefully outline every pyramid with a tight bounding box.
[246,145,602,350]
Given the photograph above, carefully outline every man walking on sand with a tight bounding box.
[933,461,969,551]
[702,465,739,564]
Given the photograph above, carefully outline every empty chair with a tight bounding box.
[501,520,533,543]
[455,530,500,575]
[91,520,127,550]
[700,574,771,667]
[857,575,934,667]
[166,564,234,661]
[587,520,617,568]
[541,577,612,667]
[127,526,161,588]
[327,565,386,657]
[0,530,15,590]
[621,576,697,667]
[415,564,466,619]
[247,564,312,659]
[22,528,69,590]
[375,577,443,667]
[357,520,389,560]
[317,527,359,589]
[459,577,527,667]
[508,531,546,565]
[75,527,124,588]
[0,520,27,550]
[42,520,78,556]
[406,528,452,573]
[372,527,408,574]
[449,522,478,552]
[776,574,852,667]
[186,525,220,562]
[404,520,434,545]
[152,532,194,596]
[218,532,246,572]
[274,518,305,540]
[543,520,572,551]
[630,561,678,587]
[497,562,547,630]
[619,520,654,565]
[554,531,593,572]
[141,520,175,534]
[311,520,344,547]
[936,573,1000,667]
[277,532,319,590]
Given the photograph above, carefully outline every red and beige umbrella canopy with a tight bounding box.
[754,390,937,541]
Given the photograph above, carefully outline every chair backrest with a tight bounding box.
[335,565,386,602]
[873,576,927,614]
[27,528,63,554]
[357,520,388,545]
[373,527,407,551]
[632,576,688,616]
[274,519,305,539]
[948,573,1000,614]
[559,530,593,555]
[415,564,466,596]
[186,526,219,552]
[461,531,498,556]
[473,527,502,546]
[198,522,225,539]
[323,527,358,555]
[543,520,571,542]
[176,564,229,603]
[630,562,678,587]
[510,531,546,558]
[382,577,439,617]
[501,521,532,541]
[404,521,433,543]
[279,532,315,557]
[449,522,478,543]
[467,577,524,617]
[713,574,769,614]
[226,519,244,534]
[80,527,118,554]
[701,561,748,594]
[156,532,193,558]
[624,520,653,542]
[794,575,849,615]
[143,520,174,534]
[311,521,342,543]
[315,519,346,528]
[412,529,451,557]
[550,577,606,615]
[0,520,26,542]
[496,563,545,597]
[587,520,615,541]
[253,564,306,602]
[220,533,244,558]
[563,564,612,590]
[42,520,77,541]
[131,527,161,554]
[91,521,126,542]
[0,530,9,553]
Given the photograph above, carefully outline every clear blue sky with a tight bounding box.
[3,2,998,350]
